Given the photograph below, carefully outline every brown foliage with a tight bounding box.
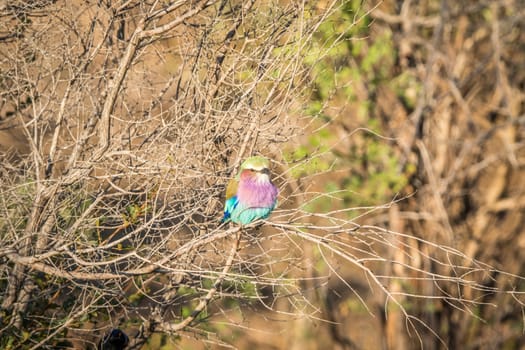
[0,0,312,347]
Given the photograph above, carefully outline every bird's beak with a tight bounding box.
[260,168,270,175]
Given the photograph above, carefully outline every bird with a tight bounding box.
[99,328,129,350]
[222,156,278,225]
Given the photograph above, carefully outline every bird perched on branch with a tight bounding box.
[222,156,278,225]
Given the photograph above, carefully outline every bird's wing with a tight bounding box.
[222,178,239,222]
[225,177,238,200]
[222,196,238,222]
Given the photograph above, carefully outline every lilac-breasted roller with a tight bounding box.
[222,156,278,225]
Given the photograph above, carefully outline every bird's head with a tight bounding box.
[238,156,272,183]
